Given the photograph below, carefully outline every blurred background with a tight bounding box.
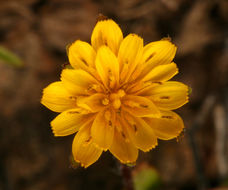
[0,0,227,190]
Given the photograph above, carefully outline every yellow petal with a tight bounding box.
[77,93,107,112]
[123,95,160,117]
[91,110,115,150]
[142,62,178,82]
[72,123,103,168]
[118,34,143,83]
[148,81,189,110]
[144,110,184,140]
[139,39,177,78]
[68,40,96,70]
[95,46,119,89]
[91,19,123,55]
[51,108,94,136]
[122,112,158,152]
[61,69,101,95]
[109,128,138,164]
[41,82,76,112]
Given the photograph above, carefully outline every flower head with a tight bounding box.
[41,19,189,168]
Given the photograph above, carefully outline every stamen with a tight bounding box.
[113,99,121,109]
[104,110,111,121]
[88,84,102,92]
[102,98,109,105]
[109,75,115,89]
[117,89,125,98]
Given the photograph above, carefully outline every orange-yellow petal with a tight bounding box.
[41,81,76,112]
[77,93,107,112]
[148,81,189,110]
[68,40,96,70]
[109,128,138,164]
[72,123,103,168]
[91,19,123,55]
[95,46,119,89]
[142,62,178,82]
[139,39,177,78]
[144,110,184,140]
[91,110,115,150]
[122,112,158,152]
[61,69,101,95]
[51,108,94,136]
[118,34,143,83]
[123,95,160,117]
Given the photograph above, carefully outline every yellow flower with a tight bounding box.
[41,19,189,168]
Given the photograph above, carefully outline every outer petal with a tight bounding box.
[72,123,103,168]
[91,110,114,150]
[91,19,123,55]
[68,40,96,69]
[61,69,101,95]
[142,62,178,82]
[139,39,177,78]
[144,110,184,140]
[95,46,119,89]
[109,128,138,164]
[51,108,94,136]
[77,93,107,112]
[123,95,160,117]
[41,82,76,112]
[122,112,158,152]
[118,34,143,83]
[148,81,189,110]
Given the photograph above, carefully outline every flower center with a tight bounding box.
[102,89,125,110]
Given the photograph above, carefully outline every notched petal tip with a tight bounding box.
[91,19,123,55]
[72,125,103,168]
[96,13,109,22]
[188,86,192,95]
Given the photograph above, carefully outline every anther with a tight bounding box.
[104,110,111,121]
[102,98,109,105]
[117,89,125,98]
[113,99,121,110]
